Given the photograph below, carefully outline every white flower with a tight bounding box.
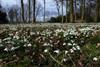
[93,57,98,61]
[9,33,13,36]
[76,46,80,50]
[13,36,19,39]
[37,32,40,35]
[44,49,48,53]
[70,49,74,53]
[68,43,72,46]
[15,32,19,35]
[30,32,35,35]
[63,43,66,46]
[11,46,20,51]
[24,44,27,47]
[72,47,77,50]
[97,43,100,46]
[50,40,53,43]
[73,43,77,46]
[71,40,74,43]
[3,37,11,41]
[63,58,67,62]
[4,48,9,51]
[24,38,27,42]
[43,43,49,46]
[54,49,60,54]
[28,43,32,47]
[65,50,68,54]
[43,43,52,47]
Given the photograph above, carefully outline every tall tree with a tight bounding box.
[44,0,46,22]
[95,0,100,22]
[32,0,36,23]
[81,0,85,22]
[61,0,64,23]
[21,0,25,22]
[74,0,77,21]
[70,0,74,22]
[28,0,31,23]
[66,0,68,23]
[54,0,60,16]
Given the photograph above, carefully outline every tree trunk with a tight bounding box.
[95,0,99,22]
[61,0,63,23]
[21,0,25,22]
[55,0,60,16]
[74,0,77,21]
[66,0,68,23]
[28,0,31,23]
[44,0,46,22]
[81,0,85,22]
[70,0,74,23]
[33,0,36,23]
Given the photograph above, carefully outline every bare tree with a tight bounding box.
[28,0,31,23]
[95,0,100,22]
[21,0,25,22]
[70,0,74,22]
[35,2,43,19]
[66,0,68,23]
[54,0,60,16]
[44,0,46,22]
[61,0,64,23]
[74,0,77,21]
[32,0,36,23]
[81,0,85,22]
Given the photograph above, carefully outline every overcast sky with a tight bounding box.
[1,0,56,9]
[1,0,66,21]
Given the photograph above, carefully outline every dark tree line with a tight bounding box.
[0,5,8,24]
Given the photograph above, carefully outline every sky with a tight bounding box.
[0,0,66,21]
[1,0,56,9]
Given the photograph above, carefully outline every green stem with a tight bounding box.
[68,54,76,67]
[48,53,66,67]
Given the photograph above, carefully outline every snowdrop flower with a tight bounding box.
[73,43,77,46]
[70,49,74,53]
[68,43,72,46]
[30,32,35,35]
[63,58,67,62]
[11,46,20,51]
[9,33,13,36]
[63,43,66,46]
[13,36,19,39]
[72,47,77,50]
[65,50,68,54]
[4,48,9,51]
[28,43,32,47]
[44,49,48,53]
[54,49,60,54]
[15,32,19,35]
[43,43,48,46]
[24,38,27,42]
[43,43,53,47]
[93,57,98,61]
[76,46,80,50]
[37,32,40,35]
[97,43,100,48]
[3,37,11,41]
[50,40,53,43]
[71,40,74,43]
